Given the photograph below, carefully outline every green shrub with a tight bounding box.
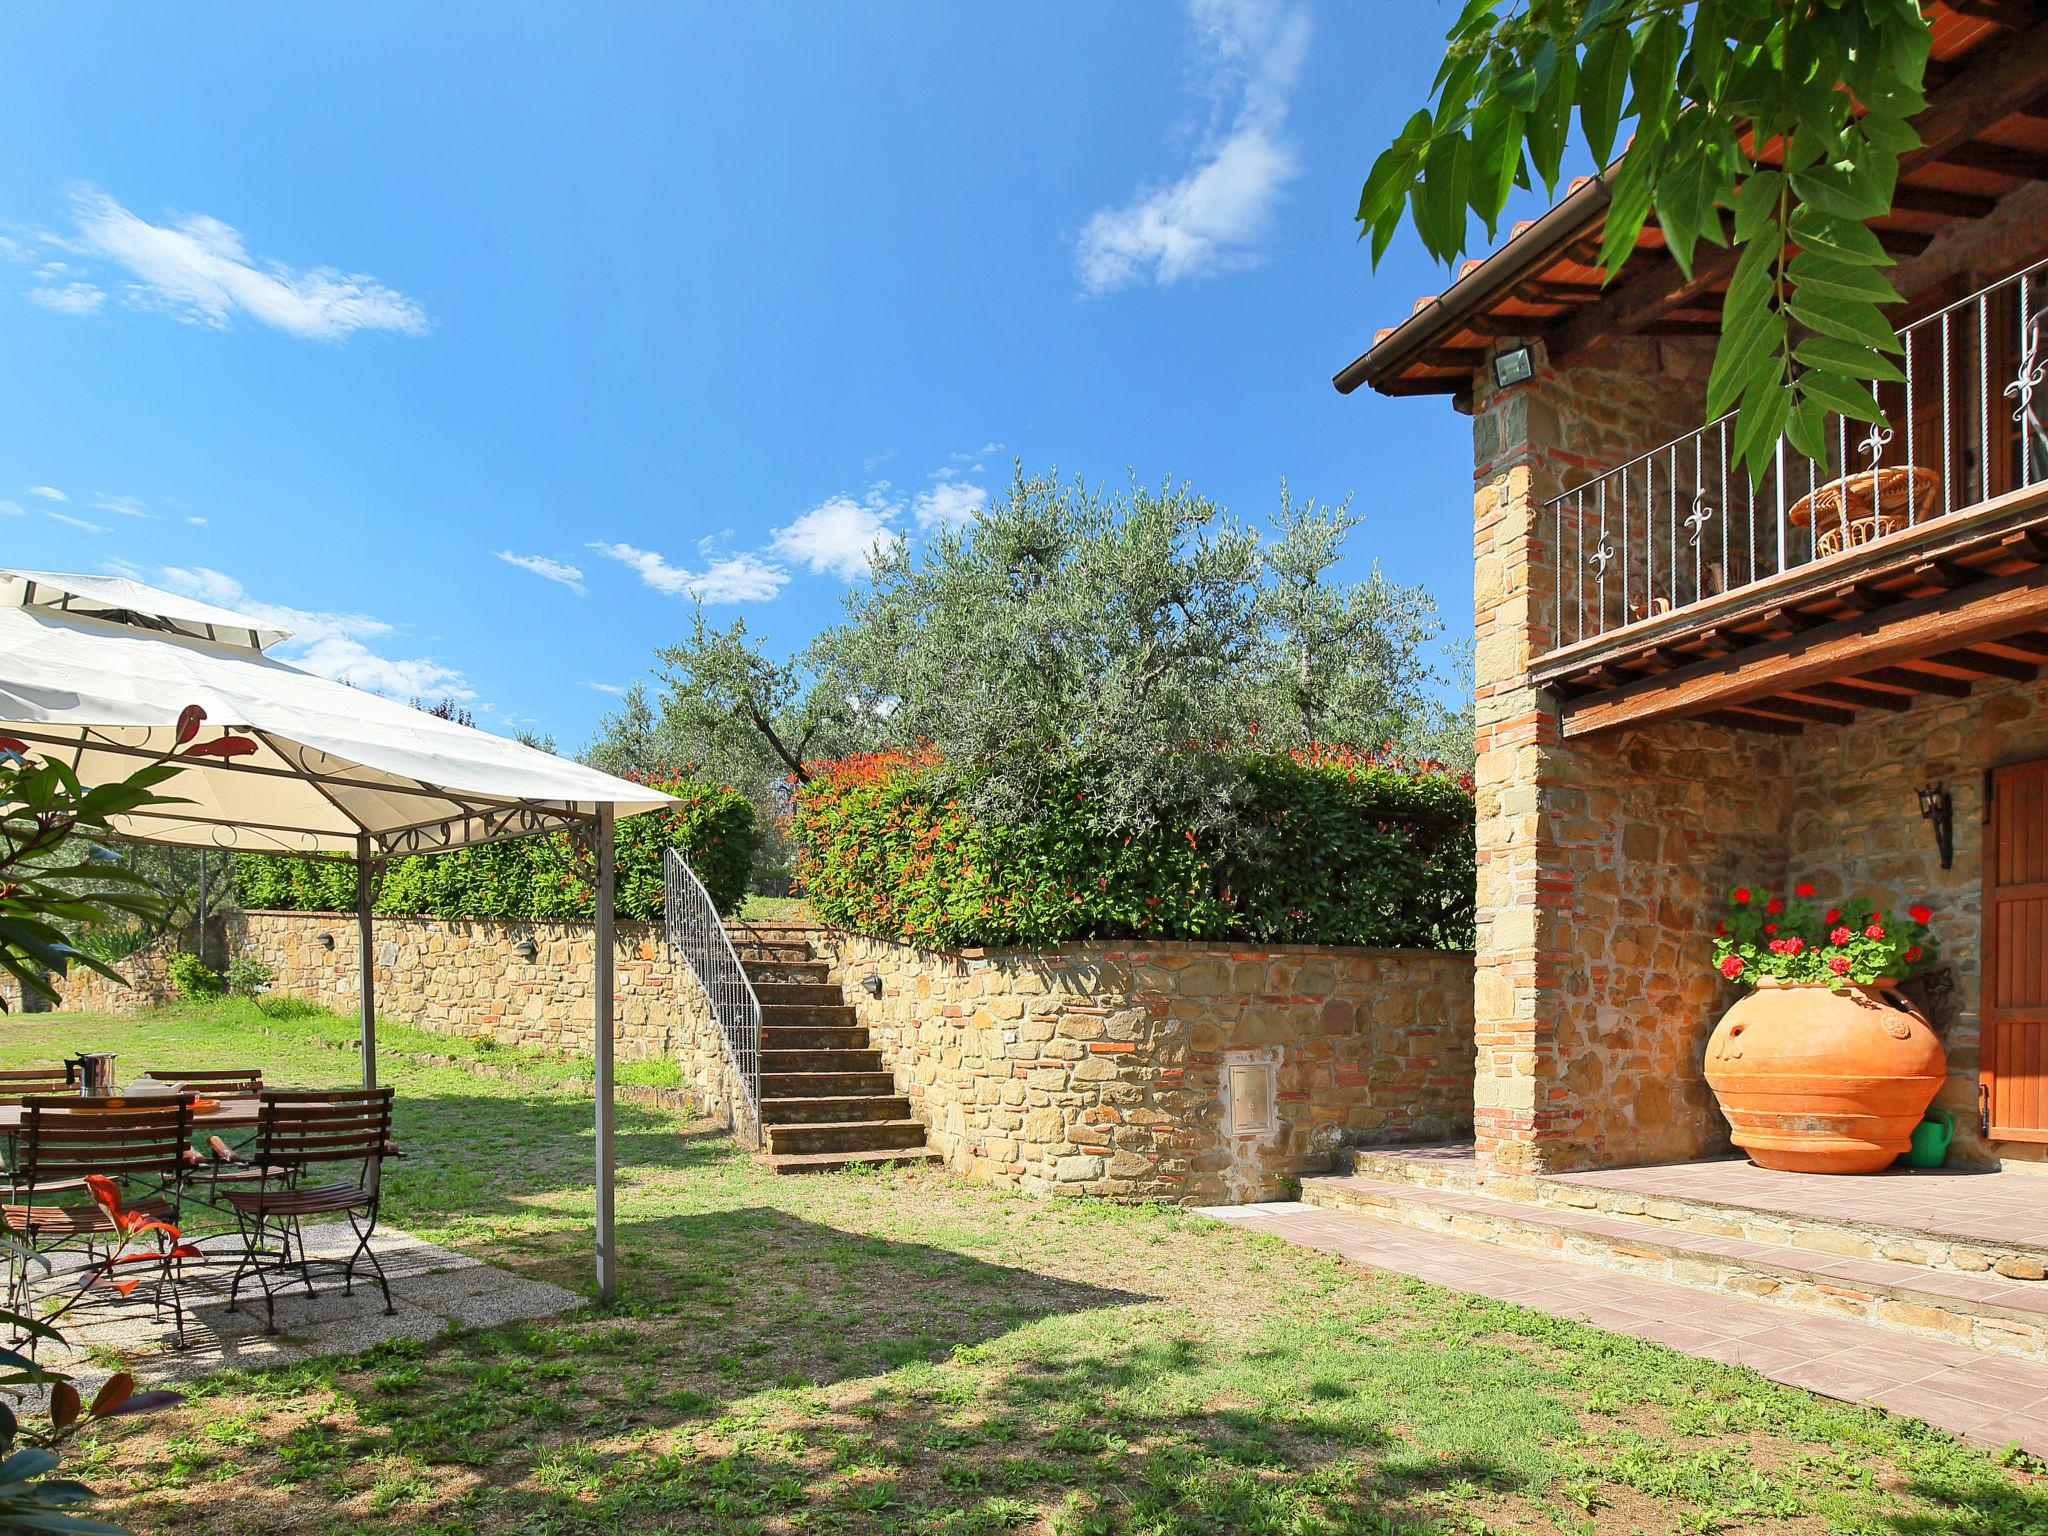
[223,956,273,997]
[166,951,224,999]
[790,746,1474,951]
[235,777,757,921]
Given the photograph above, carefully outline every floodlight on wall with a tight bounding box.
[1492,345,1535,388]
[513,938,538,961]
[1918,783,1954,871]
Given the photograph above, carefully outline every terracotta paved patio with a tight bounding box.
[1202,1200,2048,1455]
[1550,1154,2048,1251]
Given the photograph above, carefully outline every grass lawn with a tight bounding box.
[5,1003,2044,1536]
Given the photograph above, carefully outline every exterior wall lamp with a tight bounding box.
[1918,783,1954,871]
[1492,345,1535,389]
[317,931,335,950]
[860,974,883,998]
[512,938,538,961]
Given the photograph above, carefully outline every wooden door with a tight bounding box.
[1984,758,2048,1143]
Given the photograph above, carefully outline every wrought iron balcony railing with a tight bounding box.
[1544,255,2048,652]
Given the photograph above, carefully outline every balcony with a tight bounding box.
[1535,258,2048,738]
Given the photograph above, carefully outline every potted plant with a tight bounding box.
[1704,883,1944,1174]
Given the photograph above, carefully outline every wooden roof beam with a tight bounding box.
[1927,644,2040,680]
[1546,21,2048,366]
[1700,708,1803,736]
[1562,566,2048,736]
[1857,664,1975,697]
[1940,139,2048,181]
[1889,183,2001,219]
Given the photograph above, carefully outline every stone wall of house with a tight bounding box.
[812,932,1475,1203]
[1461,180,2048,1175]
[1784,676,2048,1168]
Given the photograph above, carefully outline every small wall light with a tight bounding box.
[1492,345,1535,389]
[860,974,883,998]
[1918,783,1954,870]
[512,938,538,962]
[317,931,334,950]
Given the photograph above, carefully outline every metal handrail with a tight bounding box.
[662,848,761,1147]
[1543,254,2048,652]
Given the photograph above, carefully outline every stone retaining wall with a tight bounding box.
[40,911,1478,1202]
[813,932,1475,1204]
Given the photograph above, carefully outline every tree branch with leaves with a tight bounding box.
[1359,0,1932,477]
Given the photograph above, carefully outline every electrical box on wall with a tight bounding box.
[1227,1059,1276,1136]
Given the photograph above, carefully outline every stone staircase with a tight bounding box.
[730,927,937,1175]
[1301,1145,2048,1365]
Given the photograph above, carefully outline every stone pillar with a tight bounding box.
[1470,366,1576,1173]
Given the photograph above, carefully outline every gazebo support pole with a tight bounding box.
[593,805,617,1305]
[358,833,380,1197]
[357,833,377,1091]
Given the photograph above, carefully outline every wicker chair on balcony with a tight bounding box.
[1788,465,1942,558]
[221,1088,397,1333]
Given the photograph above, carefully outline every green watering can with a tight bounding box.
[1904,1108,1954,1169]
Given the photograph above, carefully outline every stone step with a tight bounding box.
[742,960,830,985]
[763,1118,929,1157]
[1302,1173,2048,1363]
[760,1094,916,1126]
[1341,1146,2048,1288]
[760,1002,858,1029]
[764,1146,944,1176]
[759,1047,885,1075]
[759,1070,897,1098]
[730,942,815,964]
[751,981,843,1008]
[759,1025,869,1052]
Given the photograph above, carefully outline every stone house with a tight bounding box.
[1336,2,2048,1176]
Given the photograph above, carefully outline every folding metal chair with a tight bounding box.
[3,1096,195,1348]
[223,1088,396,1333]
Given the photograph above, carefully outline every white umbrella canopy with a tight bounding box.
[0,569,664,1302]
[0,568,672,853]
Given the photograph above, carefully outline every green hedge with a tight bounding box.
[235,779,757,921]
[790,748,1474,950]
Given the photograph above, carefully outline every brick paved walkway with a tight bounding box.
[1201,1200,2048,1455]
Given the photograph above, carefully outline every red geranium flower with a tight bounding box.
[1794,882,1817,898]
[1781,936,1804,956]
[1715,920,1726,936]
[1733,887,1752,904]
[1905,946,1922,963]
[1824,908,1842,924]
[1828,955,1851,976]
[1765,896,1784,915]
[1830,926,1853,945]
[1763,922,1777,935]
[1864,923,1885,940]
[1908,903,1933,925]
[1719,955,1745,979]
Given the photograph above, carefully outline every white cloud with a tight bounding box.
[91,493,147,518]
[186,515,207,526]
[770,492,902,579]
[1075,0,1310,293]
[587,541,791,604]
[912,479,988,530]
[495,549,588,596]
[155,565,475,700]
[49,185,429,341]
[0,500,21,517]
[28,280,104,315]
[694,552,790,602]
[27,486,65,502]
[47,510,106,534]
[580,681,625,695]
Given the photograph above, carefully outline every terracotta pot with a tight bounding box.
[1704,979,1945,1174]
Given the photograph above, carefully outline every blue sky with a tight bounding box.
[0,2,1567,748]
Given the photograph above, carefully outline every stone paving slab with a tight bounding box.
[1199,1200,2048,1456]
[11,1222,578,1408]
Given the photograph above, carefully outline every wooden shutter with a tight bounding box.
[1984,758,2048,1143]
